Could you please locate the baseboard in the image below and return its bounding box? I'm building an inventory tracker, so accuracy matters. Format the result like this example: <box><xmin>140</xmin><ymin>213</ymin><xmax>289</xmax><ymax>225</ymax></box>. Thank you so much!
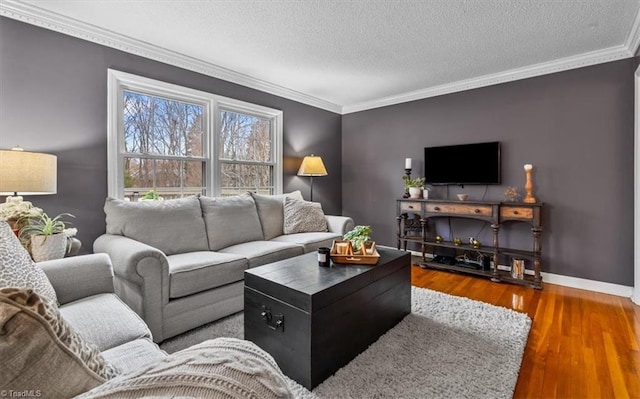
<box><xmin>407</xmin><ymin>250</ymin><xmax>634</xmax><ymax>298</ymax></box>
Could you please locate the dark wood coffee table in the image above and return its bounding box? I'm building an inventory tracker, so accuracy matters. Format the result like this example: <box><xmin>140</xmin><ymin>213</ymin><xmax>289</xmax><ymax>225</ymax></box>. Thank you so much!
<box><xmin>244</xmin><ymin>247</ymin><xmax>411</xmax><ymax>390</ymax></box>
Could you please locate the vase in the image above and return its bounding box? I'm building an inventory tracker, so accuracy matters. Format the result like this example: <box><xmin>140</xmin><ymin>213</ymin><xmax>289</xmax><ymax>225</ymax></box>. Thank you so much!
<box><xmin>423</xmin><ymin>189</ymin><xmax>429</xmax><ymax>200</ymax></box>
<box><xmin>30</xmin><ymin>234</ymin><xmax>68</xmax><ymax>262</ymax></box>
<box><xmin>409</xmin><ymin>187</ymin><xmax>422</xmax><ymax>199</ymax></box>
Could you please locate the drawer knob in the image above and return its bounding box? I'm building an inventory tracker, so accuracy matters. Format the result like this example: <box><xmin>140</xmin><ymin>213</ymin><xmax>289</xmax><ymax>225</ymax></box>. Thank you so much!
<box><xmin>513</xmin><ymin>210</ymin><xmax>519</xmax><ymax>215</ymax></box>
<box><xmin>474</xmin><ymin>209</ymin><xmax>480</xmax><ymax>213</ymax></box>
<box><xmin>408</xmin><ymin>205</ymin><xmax>414</xmax><ymax>209</ymax></box>
<box><xmin>434</xmin><ymin>206</ymin><xmax>440</xmax><ymax>211</ymax></box>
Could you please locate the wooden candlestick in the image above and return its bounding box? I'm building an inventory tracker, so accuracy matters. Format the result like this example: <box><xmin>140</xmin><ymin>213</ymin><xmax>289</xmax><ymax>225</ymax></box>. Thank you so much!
<box><xmin>403</xmin><ymin>168</ymin><xmax>412</xmax><ymax>198</ymax></box>
<box><xmin>523</xmin><ymin>164</ymin><xmax>536</xmax><ymax>203</ymax></box>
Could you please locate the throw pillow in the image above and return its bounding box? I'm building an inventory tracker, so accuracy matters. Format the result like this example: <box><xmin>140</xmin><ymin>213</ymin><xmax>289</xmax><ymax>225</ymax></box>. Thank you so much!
<box><xmin>251</xmin><ymin>190</ymin><xmax>304</xmax><ymax>240</ymax></box>
<box><xmin>104</xmin><ymin>196</ymin><xmax>209</xmax><ymax>255</ymax></box>
<box><xmin>0</xmin><ymin>221</ymin><xmax>58</xmax><ymax>305</ymax></box>
<box><xmin>0</xmin><ymin>287</ymin><xmax>119</xmax><ymax>397</ymax></box>
<box><xmin>199</xmin><ymin>193</ymin><xmax>264</xmax><ymax>251</ymax></box>
<box><xmin>283</xmin><ymin>197</ymin><xmax>328</xmax><ymax>234</ymax></box>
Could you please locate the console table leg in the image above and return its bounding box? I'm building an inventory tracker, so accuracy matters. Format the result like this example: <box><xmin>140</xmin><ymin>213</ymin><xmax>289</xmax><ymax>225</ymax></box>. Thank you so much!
<box><xmin>491</xmin><ymin>223</ymin><xmax>500</xmax><ymax>282</ymax></box>
<box><xmin>396</xmin><ymin>216</ymin><xmax>402</xmax><ymax>250</ymax></box>
<box><xmin>532</xmin><ymin>227</ymin><xmax>543</xmax><ymax>289</ymax></box>
<box><xmin>420</xmin><ymin>218</ymin><xmax>427</xmax><ymax>261</ymax></box>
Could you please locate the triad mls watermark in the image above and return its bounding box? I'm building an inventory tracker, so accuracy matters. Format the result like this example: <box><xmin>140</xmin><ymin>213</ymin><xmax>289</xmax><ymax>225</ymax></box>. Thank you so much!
<box><xmin>0</xmin><ymin>390</ymin><xmax>42</xmax><ymax>397</ymax></box>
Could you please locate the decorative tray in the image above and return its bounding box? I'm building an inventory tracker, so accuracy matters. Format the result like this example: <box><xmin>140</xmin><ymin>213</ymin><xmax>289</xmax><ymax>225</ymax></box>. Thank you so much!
<box><xmin>330</xmin><ymin>240</ymin><xmax>380</xmax><ymax>265</ymax></box>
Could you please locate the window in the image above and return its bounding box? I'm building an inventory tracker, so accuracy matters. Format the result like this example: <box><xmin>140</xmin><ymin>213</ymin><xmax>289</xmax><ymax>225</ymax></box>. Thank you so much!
<box><xmin>108</xmin><ymin>70</ymin><xmax>283</xmax><ymax>200</ymax></box>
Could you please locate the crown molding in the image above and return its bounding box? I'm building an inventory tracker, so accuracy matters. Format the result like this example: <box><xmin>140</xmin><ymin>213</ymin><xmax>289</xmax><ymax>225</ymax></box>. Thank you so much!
<box><xmin>625</xmin><ymin>3</ymin><xmax>640</xmax><ymax>56</ymax></box>
<box><xmin>342</xmin><ymin>44</ymin><xmax>634</xmax><ymax>114</ymax></box>
<box><xmin>2</xmin><ymin>0</ymin><xmax>639</xmax><ymax>115</ymax></box>
<box><xmin>0</xmin><ymin>0</ymin><xmax>343</xmax><ymax>114</ymax></box>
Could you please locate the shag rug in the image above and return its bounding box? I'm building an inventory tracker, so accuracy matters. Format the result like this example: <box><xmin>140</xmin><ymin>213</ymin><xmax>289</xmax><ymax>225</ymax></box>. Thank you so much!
<box><xmin>160</xmin><ymin>287</ymin><xmax>532</xmax><ymax>399</ymax></box>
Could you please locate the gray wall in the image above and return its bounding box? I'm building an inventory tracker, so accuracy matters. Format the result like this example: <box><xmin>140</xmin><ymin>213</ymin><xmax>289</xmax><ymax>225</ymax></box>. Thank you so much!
<box><xmin>342</xmin><ymin>59</ymin><xmax>636</xmax><ymax>286</ymax></box>
<box><xmin>0</xmin><ymin>17</ymin><xmax>342</xmax><ymax>252</ymax></box>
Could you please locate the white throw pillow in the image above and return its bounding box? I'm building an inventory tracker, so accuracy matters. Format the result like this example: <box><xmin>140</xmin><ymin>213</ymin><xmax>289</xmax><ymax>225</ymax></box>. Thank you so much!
<box><xmin>0</xmin><ymin>221</ymin><xmax>58</xmax><ymax>306</ymax></box>
<box><xmin>283</xmin><ymin>198</ymin><xmax>328</xmax><ymax>234</ymax></box>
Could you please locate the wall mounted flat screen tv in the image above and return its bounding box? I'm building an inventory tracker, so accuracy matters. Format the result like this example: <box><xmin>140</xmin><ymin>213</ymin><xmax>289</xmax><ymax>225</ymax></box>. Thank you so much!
<box><xmin>424</xmin><ymin>141</ymin><xmax>501</xmax><ymax>185</ymax></box>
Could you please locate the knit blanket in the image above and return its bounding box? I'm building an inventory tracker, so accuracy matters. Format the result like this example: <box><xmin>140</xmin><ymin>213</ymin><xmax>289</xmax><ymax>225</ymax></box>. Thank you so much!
<box><xmin>78</xmin><ymin>338</ymin><xmax>293</xmax><ymax>398</ymax></box>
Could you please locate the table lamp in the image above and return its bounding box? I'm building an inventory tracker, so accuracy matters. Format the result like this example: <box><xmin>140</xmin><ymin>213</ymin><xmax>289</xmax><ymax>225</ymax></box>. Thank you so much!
<box><xmin>297</xmin><ymin>154</ymin><xmax>328</xmax><ymax>201</ymax></box>
<box><xmin>0</xmin><ymin>146</ymin><xmax>57</xmax><ymax>226</ymax></box>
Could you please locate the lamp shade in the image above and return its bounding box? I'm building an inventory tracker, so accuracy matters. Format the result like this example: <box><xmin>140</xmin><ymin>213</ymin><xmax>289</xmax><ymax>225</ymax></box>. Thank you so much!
<box><xmin>297</xmin><ymin>155</ymin><xmax>328</xmax><ymax>176</ymax></box>
<box><xmin>0</xmin><ymin>148</ymin><xmax>57</xmax><ymax>195</ymax></box>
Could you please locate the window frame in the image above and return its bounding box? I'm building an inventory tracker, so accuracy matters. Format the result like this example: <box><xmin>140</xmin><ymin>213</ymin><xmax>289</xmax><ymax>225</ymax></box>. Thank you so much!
<box><xmin>107</xmin><ymin>69</ymin><xmax>283</xmax><ymax>198</ymax></box>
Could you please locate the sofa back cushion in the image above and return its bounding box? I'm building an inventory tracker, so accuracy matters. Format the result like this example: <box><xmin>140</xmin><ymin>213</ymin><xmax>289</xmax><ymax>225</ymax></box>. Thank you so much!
<box><xmin>104</xmin><ymin>197</ymin><xmax>209</xmax><ymax>255</ymax></box>
<box><xmin>0</xmin><ymin>221</ymin><xmax>58</xmax><ymax>306</ymax></box>
<box><xmin>251</xmin><ymin>190</ymin><xmax>303</xmax><ymax>240</ymax></box>
<box><xmin>0</xmin><ymin>287</ymin><xmax>119</xmax><ymax>397</ymax></box>
<box><xmin>199</xmin><ymin>194</ymin><xmax>264</xmax><ymax>251</ymax></box>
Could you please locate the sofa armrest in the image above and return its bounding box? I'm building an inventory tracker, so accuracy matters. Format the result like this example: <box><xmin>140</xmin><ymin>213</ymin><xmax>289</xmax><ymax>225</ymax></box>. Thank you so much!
<box><xmin>93</xmin><ymin>234</ymin><xmax>170</xmax><ymax>341</ymax></box>
<box><xmin>38</xmin><ymin>254</ymin><xmax>114</xmax><ymax>306</ymax></box>
<box><xmin>325</xmin><ymin>215</ymin><xmax>355</xmax><ymax>235</ymax></box>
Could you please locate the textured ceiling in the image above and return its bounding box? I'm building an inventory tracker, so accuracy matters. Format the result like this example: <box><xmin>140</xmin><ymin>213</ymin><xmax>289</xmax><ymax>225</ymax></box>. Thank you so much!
<box><xmin>5</xmin><ymin>0</ymin><xmax>640</xmax><ymax>113</ymax></box>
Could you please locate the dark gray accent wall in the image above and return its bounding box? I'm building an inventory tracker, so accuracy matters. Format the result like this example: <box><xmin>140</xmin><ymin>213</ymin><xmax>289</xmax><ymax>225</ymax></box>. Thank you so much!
<box><xmin>342</xmin><ymin>59</ymin><xmax>635</xmax><ymax>286</ymax></box>
<box><xmin>0</xmin><ymin>17</ymin><xmax>341</xmax><ymax>252</ymax></box>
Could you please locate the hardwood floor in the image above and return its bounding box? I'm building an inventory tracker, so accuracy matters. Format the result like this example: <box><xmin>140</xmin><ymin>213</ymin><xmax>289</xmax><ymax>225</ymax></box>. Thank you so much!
<box><xmin>411</xmin><ymin>265</ymin><xmax>640</xmax><ymax>399</ymax></box>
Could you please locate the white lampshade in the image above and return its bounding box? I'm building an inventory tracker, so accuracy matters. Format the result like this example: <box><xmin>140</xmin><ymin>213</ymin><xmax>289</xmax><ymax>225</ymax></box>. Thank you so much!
<box><xmin>297</xmin><ymin>155</ymin><xmax>328</xmax><ymax>176</ymax></box>
<box><xmin>0</xmin><ymin>147</ymin><xmax>57</xmax><ymax>195</ymax></box>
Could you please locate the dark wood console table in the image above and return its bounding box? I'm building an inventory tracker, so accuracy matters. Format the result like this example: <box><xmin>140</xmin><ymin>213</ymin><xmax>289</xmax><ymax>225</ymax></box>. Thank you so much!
<box><xmin>396</xmin><ymin>198</ymin><xmax>543</xmax><ymax>289</ymax></box>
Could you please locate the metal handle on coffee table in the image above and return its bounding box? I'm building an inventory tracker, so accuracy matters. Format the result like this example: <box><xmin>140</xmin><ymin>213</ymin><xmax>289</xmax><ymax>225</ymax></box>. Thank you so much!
<box><xmin>261</xmin><ymin>305</ymin><xmax>284</xmax><ymax>331</ymax></box>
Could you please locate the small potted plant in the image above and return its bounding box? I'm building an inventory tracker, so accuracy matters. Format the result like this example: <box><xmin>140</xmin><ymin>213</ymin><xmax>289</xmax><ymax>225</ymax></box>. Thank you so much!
<box><xmin>343</xmin><ymin>225</ymin><xmax>372</xmax><ymax>254</ymax></box>
<box><xmin>16</xmin><ymin>212</ymin><xmax>75</xmax><ymax>262</ymax></box>
<box><xmin>402</xmin><ymin>175</ymin><xmax>426</xmax><ymax>199</ymax></box>
<box><xmin>140</xmin><ymin>190</ymin><xmax>164</xmax><ymax>201</ymax></box>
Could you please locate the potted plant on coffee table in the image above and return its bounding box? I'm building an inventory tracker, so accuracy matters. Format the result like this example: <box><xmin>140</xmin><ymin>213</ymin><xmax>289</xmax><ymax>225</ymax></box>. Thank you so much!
<box><xmin>16</xmin><ymin>212</ymin><xmax>75</xmax><ymax>262</ymax></box>
<box><xmin>343</xmin><ymin>225</ymin><xmax>372</xmax><ymax>254</ymax></box>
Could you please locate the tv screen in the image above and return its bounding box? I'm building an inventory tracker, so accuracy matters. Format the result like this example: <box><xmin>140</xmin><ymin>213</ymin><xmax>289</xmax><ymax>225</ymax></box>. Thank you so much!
<box><xmin>424</xmin><ymin>142</ymin><xmax>501</xmax><ymax>185</ymax></box>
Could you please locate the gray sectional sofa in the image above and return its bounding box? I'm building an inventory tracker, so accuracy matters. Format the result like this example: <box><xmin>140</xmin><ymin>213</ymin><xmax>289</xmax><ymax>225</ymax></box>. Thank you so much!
<box><xmin>94</xmin><ymin>191</ymin><xmax>354</xmax><ymax>342</ymax></box>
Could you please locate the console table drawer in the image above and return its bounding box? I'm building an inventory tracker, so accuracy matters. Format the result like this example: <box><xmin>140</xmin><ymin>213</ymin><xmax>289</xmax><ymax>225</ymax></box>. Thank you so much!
<box><xmin>400</xmin><ymin>201</ymin><xmax>423</xmax><ymax>212</ymax></box>
<box><xmin>425</xmin><ymin>204</ymin><xmax>492</xmax><ymax>216</ymax></box>
<box><xmin>500</xmin><ymin>206</ymin><xmax>533</xmax><ymax>220</ymax></box>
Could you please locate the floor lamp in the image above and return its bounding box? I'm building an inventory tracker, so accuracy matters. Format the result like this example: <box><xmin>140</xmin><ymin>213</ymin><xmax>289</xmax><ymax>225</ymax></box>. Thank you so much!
<box><xmin>297</xmin><ymin>154</ymin><xmax>328</xmax><ymax>201</ymax></box>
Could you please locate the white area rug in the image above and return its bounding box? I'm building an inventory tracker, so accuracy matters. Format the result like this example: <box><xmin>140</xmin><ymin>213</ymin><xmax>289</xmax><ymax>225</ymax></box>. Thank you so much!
<box><xmin>161</xmin><ymin>287</ymin><xmax>532</xmax><ymax>399</ymax></box>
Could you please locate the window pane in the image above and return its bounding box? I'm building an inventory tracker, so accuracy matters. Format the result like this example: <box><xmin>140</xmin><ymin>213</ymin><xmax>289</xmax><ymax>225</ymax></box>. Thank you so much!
<box><xmin>124</xmin><ymin>157</ymin><xmax>154</xmax><ymax>189</ymax></box>
<box><xmin>220</xmin><ymin>162</ymin><xmax>273</xmax><ymax>196</ymax></box>
<box><xmin>219</xmin><ymin>110</ymin><xmax>271</xmax><ymax>162</ymax></box>
<box><xmin>123</xmin><ymin>91</ymin><xmax>204</xmax><ymax>157</ymax></box>
<box><xmin>124</xmin><ymin>157</ymin><xmax>205</xmax><ymax>200</ymax></box>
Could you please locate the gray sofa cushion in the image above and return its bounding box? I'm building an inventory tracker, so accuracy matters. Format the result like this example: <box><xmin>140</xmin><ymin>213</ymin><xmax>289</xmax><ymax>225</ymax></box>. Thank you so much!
<box><xmin>167</xmin><ymin>251</ymin><xmax>248</xmax><ymax>299</ymax></box>
<box><xmin>199</xmin><ymin>194</ymin><xmax>264</xmax><ymax>251</ymax></box>
<box><xmin>251</xmin><ymin>190</ymin><xmax>303</xmax><ymax>240</ymax></box>
<box><xmin>271</xmin><ymin>232</ymin><xmax>341</xmax><ymax>253</ymax></box>
<box><xmin>219</xmin><ymin>241</ymin><xmax>304</xmax><ymax>268</ymax></box>
<box><xmin>101</xmin><ymin>338</ymin><xmax>167</xmax><ymax>376</ymax></box>
<box><xmin>60</xmin><ymin>293</ymin><xmax>151</xmax><ymax>352</ymax></box>
<box><xmin>104</xmin><ymin>197</ymin><xmax>209</xmax><ymax>256</ymax></box>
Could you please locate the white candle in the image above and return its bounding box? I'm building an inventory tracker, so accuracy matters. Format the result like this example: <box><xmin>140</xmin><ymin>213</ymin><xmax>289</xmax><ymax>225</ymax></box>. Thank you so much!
<box><xmin>405</xmin><ymin>158</ymin><xmax>412</xmax><ymax>169</ymax></box>
<box><xmin>524</xmin><ymin>164</ymin><xmax>533</xmax><ymax>171</ymax></box>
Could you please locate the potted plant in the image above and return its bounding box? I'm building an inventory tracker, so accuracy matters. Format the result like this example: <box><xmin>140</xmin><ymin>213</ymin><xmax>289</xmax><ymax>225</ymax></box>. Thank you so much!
<box><xmin>403</xmin><ymin>175</ymin><xmax>425</xmax><ymax>199</ymax></box>
<box><xmin>140</xmin><ymin>190</ymin><xmax>164</xmax><ymax>201</ymax></box>
<box><xmin>343</xmin><ymin>225</ymin><xmax>372</xmax><ymax>254</ymax></box>
<box><xmin>16</xmin><ymin>212</ymin><xmax>75</xmax><ymax>262</ymax></box>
